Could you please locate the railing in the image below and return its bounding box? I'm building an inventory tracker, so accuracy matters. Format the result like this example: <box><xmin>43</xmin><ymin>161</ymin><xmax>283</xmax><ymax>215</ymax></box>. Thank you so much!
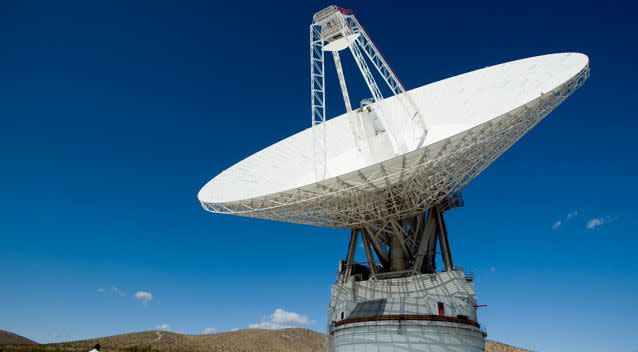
<box><xmin>332</xmin><ymin>314</ymin><xmax>482</xmax><ymax>329</ymax></box>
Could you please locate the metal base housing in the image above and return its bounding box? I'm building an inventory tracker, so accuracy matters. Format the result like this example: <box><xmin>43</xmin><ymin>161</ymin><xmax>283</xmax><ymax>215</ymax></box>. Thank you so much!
<box><xmin>332</xmin><ymin>321</ymin><xmax>485</xmax><ymax>352</ymax></box>
<box><xmin>327</xmin><ymin>270</ymin><xmax>485</xmax><ymax>352</ymax></box>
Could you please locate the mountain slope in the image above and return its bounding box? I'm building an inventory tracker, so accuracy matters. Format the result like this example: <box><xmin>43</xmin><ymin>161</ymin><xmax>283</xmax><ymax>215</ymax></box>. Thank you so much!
<box><xmin>0</xmin><ymin>330</ymin><xmax>37</xmax><ymax>346</ymax></box>
<box><xmin>485</xmin><ymin>340</ymin><xmax>530</xmax><ymax>352</ymax></box>
<box><xmin>50</xmin><ymin>329</ymin><xmax>323</xmax><ymax>352</ymax></box>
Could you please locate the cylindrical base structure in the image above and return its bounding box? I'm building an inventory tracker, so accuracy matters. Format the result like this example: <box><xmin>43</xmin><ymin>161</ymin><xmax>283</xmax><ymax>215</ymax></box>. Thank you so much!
<box><xmin>332</xmin><ymin>321</ymin><xmax>484</xmax><ymax>352</ymax></box>
<box><xmin>327</xmin><ymin>270</ymin><xmax>485</xmax><ymax>352</ymax></box>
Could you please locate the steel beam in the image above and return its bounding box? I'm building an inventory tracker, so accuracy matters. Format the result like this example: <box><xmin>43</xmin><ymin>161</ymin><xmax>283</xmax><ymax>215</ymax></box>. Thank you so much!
<box><xmin>344</xmin><ymin>229</ymin><xmax>359</xmax><ymax>279</ymax></box>
<box><xmin>361</xmin><ymin>230</ymin><xmax>378</xmax><ymax>274</ymax></box>
<box><xmin>310</xmin><ymin>23</ymin><xmax>326</xmax><ymax>180</ymax></box>
<box><xmin>389</xmin><ymin>223</ymin><xmax>407</xmax><ymax>271</ymax></box>
<box><xmin>436</xmin><ymin>208</ymin><xmax>454</xmax><ymax>271</ymax></box>
<box><xmin>413</xmin><ymin>209</ymin><xmax>437</xmax><ymax>274</ymax></box>
<box><xmin>363</xmin><ymin>226</ymin><xmax>389</xmax><ymax>266</ymax></box>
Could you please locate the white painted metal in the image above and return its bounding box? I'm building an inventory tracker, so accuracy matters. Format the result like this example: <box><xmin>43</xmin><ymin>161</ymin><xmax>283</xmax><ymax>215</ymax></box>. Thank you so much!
<box><xmin>332</xmin><ymin>50</ymin><xmax>364</xmax><ymax>152</ymax></box>
<box><xmin>332</xmin><ymin>322</ymin><xmax>485</xmax><ymax>352</ymax></box>
<box><xmin>346</xmin><ymin>15</ymin><xmax>429</xmax><ymax>148</ymax></box>
<box><xmin>327</xmin><ymin>270</ymin><xmax>485</xmax><ymax>352</ymax></box>
<box><xmin>198</xmin><ymin>53</ymin><xmax>590</xmax><ymax>228</ymax></box>
<box><xmin>332</xmin><ymin>51</ymin><xmax>352</xmax><ymax>115</ymax></box>
<box><xmin>310</xmin><ymin>22</ymin><xmax>327</xmax><ymax>180</ymax></box>
<box><xmin>310</xmin><ymin>5</ymin><xmax>427</xmax><ymax>169</ymax></box>
<box><xmin>324</xmin><ymin>33</ymin><xmax>360</xmax><ymax>52</ymax></box>
<box><xmin>346</xmin><ymin>32</ymin><xmax>405</xmax><ymax>154</ymax></box>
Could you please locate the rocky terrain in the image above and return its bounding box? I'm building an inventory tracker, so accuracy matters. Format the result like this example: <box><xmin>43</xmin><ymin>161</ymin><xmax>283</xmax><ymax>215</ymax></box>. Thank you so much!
<box><xmin>0</xmin><ymin>328</ymin><xmax>529</xmax><ymax>352</ymax></box>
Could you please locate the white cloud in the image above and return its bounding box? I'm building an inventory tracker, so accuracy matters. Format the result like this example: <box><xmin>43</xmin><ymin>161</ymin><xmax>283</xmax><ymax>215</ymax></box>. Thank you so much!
<box><xmin>135</xmin><ymin>291</ymin><xmax>153</xmax><ymax>304</ymax></box>
<box><xmin>155</xmin><ymin>323</ymin><xmax>171</xmax><ymax>331</ymax></box>
<box><xmin>586</xmin><ymin>218</ymin><xmax>604</xmax><ymax>229</ymax></box>
<box><xmin>97</xmin><ymin>288</ymin><xmax>105</xmax><ymax>293</ymax></box>
<box><xmin>203</xmin><ymin>327</ymin><xmax>217</xmax><ymax>334</ymax></box>
<box><xmin>552</xmin><ymin>220</ymin><xmax>562</xmax><ymax>230</ymax></box>
<box><xmin>249</xmin><ymin>308</ymin><xmax>313</xmax><ymax>329</ymax></box>
<box><xmin>586</xmin><ymin>217</ymin><xmax>613</xmax><ymax>230</ymax></box>
<box><xmin>567</xmin><ymin>211</ymin><xmax>579</xmax><ymax>220</ymax></box>
<box><xmin>230</xmin><ymin>328</ymin><xmax>239</xmax><ymax>331</ymax></box>
<box><xmin>489</xmin><ymin>266</ymin><xmax>497</xmax><ymax>273</ymax></box>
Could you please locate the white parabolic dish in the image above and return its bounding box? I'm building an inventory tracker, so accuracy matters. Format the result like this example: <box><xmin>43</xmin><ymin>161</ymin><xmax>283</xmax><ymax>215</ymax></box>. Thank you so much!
<box><xmin>199</xmin><ymin>53</ymin><xmax>590</xmax><ymax>228</ymax></box>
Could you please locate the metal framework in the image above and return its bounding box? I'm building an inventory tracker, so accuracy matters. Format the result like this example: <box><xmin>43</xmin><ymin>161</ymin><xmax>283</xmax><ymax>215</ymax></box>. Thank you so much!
<box><xmin>201</xmin><ymin>64</ymin><xmax>590</xmax><ymax>229</ymax></box>
<box><xmin>346</xmin><ymin>15</ymin><xmax>429</xmax><ymax>146</ymax></box>
<box><xmin>341</xmin><ymin>203</ymin><xmax>459</xmax><ymax>281</ymax></box>
<box><xmin>310</xmin><ymin>6</ymin><xmax>428</xmax><ymax>179</ymax></box>
<box><xmin>332</xmin><ymin>51</ymin><xmax>363</xmax><ymax>151</ymax></box>
<box><xmin>310</xmin><ymin>23</ymin><xmax>327</xmax><ymax>180</ymax></box>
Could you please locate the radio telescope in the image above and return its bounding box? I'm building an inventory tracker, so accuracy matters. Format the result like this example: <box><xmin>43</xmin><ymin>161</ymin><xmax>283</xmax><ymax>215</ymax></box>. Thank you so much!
<box><xmin>198</xmin><ymin>5</ymin><xmax>589</xmax><ymax>352</ymax></box>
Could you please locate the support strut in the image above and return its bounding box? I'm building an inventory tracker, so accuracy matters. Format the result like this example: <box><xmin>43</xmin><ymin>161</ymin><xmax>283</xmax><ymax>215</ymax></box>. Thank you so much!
<box><xmin>310</xmin><ymin>5</ymin><xmax>429</xmax><ymax>179</ymax></box>
<box><xmin>343</xmin><ymin>205</ymin><xmax>456</xmax><ymax>279</ymax></box>
<box><xmin>436</xmin><ymin>209</ymin><xmax>454</xmax><ymax>271</ymax></box>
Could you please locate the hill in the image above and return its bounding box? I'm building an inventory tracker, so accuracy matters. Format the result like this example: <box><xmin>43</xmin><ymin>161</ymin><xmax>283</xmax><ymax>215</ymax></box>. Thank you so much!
<box><xmin>0</xmin><ymin>330</ymin><xmax>37</xmax><ymax>346</ymax></box>
<box><xmin>49</xmin><ymin>329</ymin><xmax>323</xmax><ymax>352</ymax></box>
<box><xmin>2</xmin><ymin>328</ymin><xmax>529</xmax><ymax>352</ymax></box>
<box><xmin>485</xmin><ymin>340</ymin><xmax>530</xmax><ymax>352</ymax></box>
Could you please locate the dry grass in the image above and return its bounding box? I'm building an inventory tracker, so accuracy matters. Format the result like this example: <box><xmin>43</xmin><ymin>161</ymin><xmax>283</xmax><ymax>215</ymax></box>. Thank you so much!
<box><xmin>485</xmin><ymin>340</ymin><xmax>531</xmax><ymax>352</ymax></box>
<box><xmin>2</xmin><ymin>329</ymin><xmax>529</xmax><ymax>352</ymax></box>
<box><xmin>41</xmin><ymin>329</ymin><xmax>322</xmax><ymax>352</ymax></box>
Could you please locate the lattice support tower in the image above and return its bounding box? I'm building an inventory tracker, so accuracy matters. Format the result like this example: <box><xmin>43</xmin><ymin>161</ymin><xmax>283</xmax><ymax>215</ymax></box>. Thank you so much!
<box><xmin>310</xmin><ymin>5</ymin><xmax>429</xmax><ymax>180</ymax></box>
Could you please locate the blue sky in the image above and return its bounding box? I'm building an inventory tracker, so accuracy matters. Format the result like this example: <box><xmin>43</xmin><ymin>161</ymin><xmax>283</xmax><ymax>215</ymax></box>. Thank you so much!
<box><xmin>0</xmin><ymin>1</ymin><xmax>636</xmax><ymax>351</ymax></box>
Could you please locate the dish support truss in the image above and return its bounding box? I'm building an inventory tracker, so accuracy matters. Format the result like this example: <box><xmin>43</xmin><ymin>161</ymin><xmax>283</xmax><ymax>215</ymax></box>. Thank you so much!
<box><xmin>201</xmin><ymin>64</ymin><xmax>590</xmax><ymax>229</ymax></box>
<box><xmin>341</xmin><ymin>203</ymin><xmax>459</xmax><ymax>279</ymax></box>
<box><xmin>311</xmin><ymin>5</ymin><xmax>428</xmax><ymax>180</ymax></box>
